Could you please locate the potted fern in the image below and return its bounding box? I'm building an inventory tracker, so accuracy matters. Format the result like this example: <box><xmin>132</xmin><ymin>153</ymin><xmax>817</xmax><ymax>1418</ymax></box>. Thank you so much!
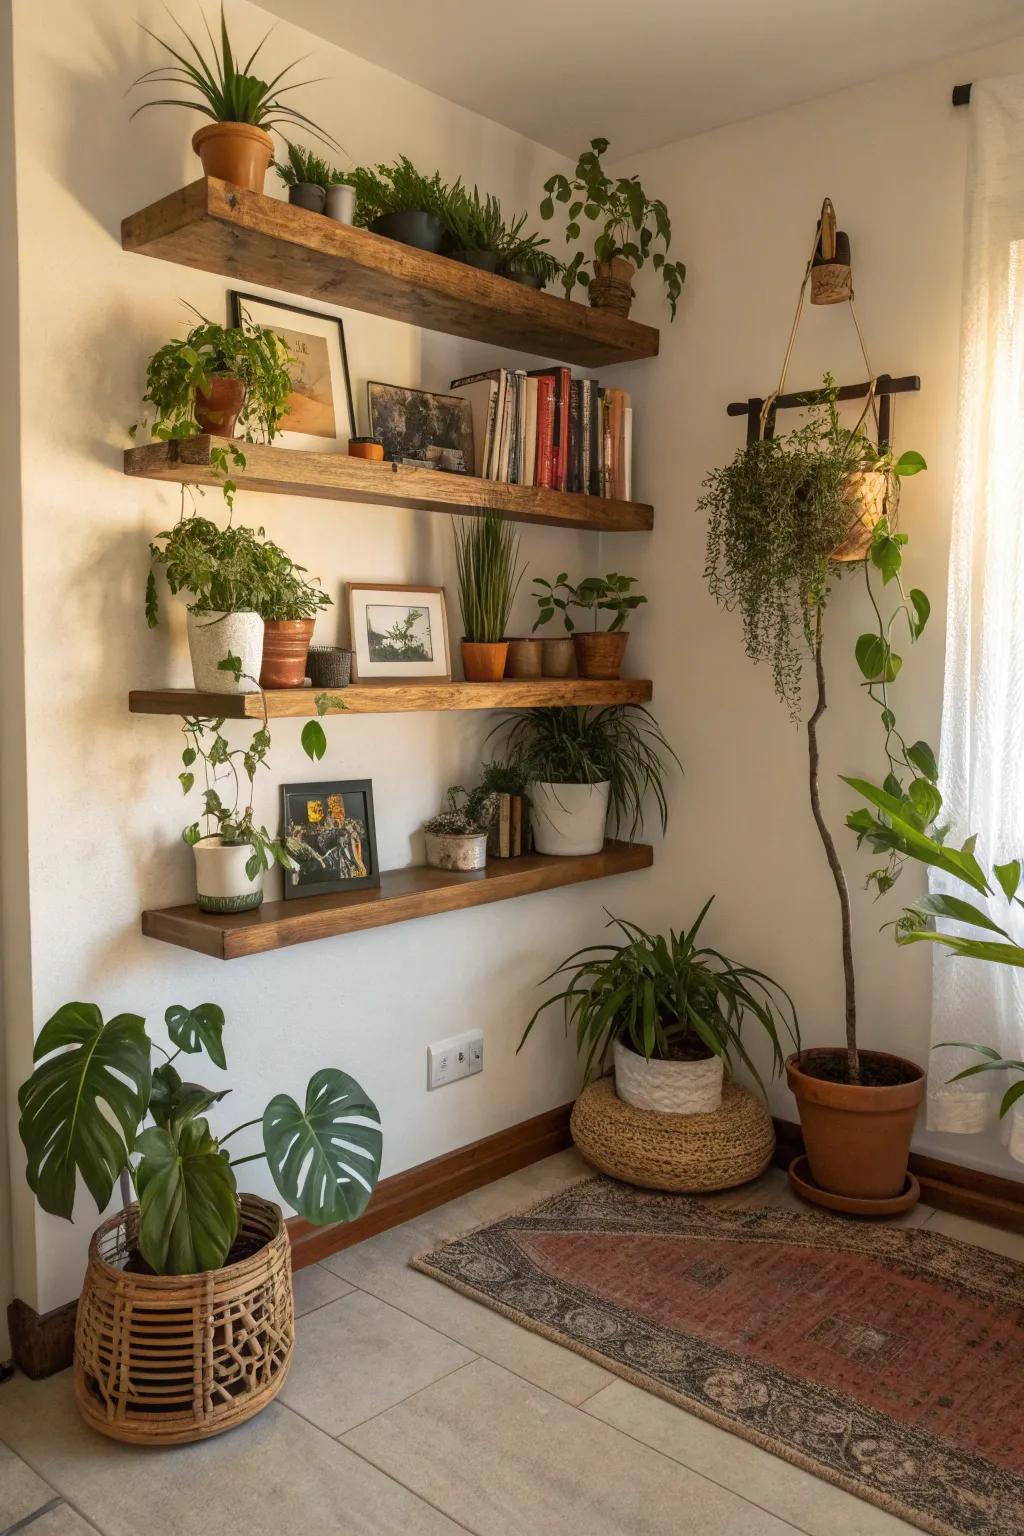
<box><xmin>453</xmin><ymin>510</ymin><xmax>524</xmax><ymax>681</ymax></box>
<box><xmin>349</xmin><ymin>157</ymin><xmax>458</xmax><ymax>252</ymax></box>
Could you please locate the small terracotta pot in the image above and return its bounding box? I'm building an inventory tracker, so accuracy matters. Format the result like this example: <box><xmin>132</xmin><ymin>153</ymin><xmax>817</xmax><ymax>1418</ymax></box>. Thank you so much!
<box><xmin>462</xmin><ymin>640</ymin><xmax>509</xmax><ymax>682</ymax></box>
<box><xmin>192</xmin><ymin>123</ymin><xmax>274</xmax><ymax>193</ymax></box>
<box><xmin>573</xmin><ymin>631</ymin><xmax>628</xmax><ymax>680</ymax></box>
<box><xmin>194</xmin><ymin>375</ymin><xmax>246</xmax><ymax>437</ymax></box>
<box><xmin>589</xmin><ymin>257</ymin><xmax>635</xmax><ymax>317</ymax></box>
<box><xmin>786</xmin><ymin>1049</ymin><xmax>925</xmax><ymax>1203</ymax></box>
<box><xmin>260</xmin><ymin>618</ymin><xmax>315</xmax><ymax>689</ymax></box>
<box><xmin>348</xmin><ymin>437</ymin><xmax>384</xmax><ymax>461</ymax></box>
<box><xmin>505</xmin><ymin>638</ymin><xmax>542</xmax><ymax>679</ymax></box>
<box><xmin>541</xmin><ymin>637</ymin><xmax>575</xmax><ymax>678</ymax></box>
<box><xmin>831</xmin><ymin>469</ymin><xmax>895</xmax><ymax>562</ymax></box>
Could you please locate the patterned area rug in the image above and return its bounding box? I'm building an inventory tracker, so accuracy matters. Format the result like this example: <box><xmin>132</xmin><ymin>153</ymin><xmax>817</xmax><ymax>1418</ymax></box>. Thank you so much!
<box><xmin>412</xmin><ymin>1177</ymin><xmax>1024</xmax><ymax>1536</ymax></box>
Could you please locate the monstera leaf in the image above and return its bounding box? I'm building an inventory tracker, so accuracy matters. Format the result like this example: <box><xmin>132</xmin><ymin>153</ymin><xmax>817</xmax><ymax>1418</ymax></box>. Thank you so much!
<box><xmin>263</xmin><ymin>1069</ymin><xmax>382</xmax><ymax>1225</ymax></box>
<box><xmin>18</xmin><ymin>1003</ymin><xmax>151</xmax><ymax>1219</ymax></box>
<box><xmin>135</xmin><ymin>1117</ymin><xmax>239</xmax><ymax>1274</ymax></box>
<box><xmin>164</xmin><ymin>1003</ymin><xmax>227</xmax><ymax>1069</ymax></box>
<box><xmin>149</xmin><ymin>1062</ymin><xmax>230</xmax><ymax>1130</ymax></box>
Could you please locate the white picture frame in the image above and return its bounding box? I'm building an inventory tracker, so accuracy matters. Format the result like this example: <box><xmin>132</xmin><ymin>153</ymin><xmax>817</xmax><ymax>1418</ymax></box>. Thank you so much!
<box><xmin>229</xmin><ymin>291</ymin><xmax>356</xmax><ymax>452</ymax></box>
<box><xmin>348</xmin><ymin>584</ymin><xmax>451</xmax><ymax>682</ymax></box>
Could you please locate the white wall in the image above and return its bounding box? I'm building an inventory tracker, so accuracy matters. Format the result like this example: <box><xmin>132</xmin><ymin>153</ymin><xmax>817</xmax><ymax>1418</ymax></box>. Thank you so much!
<box><xmin>605</xmin><ymin>36</ymin><xmax>1024</xmax><ymax>1177</ymax></box>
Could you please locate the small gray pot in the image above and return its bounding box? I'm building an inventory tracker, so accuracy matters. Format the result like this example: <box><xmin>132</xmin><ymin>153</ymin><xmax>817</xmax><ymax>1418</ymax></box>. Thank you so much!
<box><xmin>307</xmin><ymin>646</ymin><xmax>352</xmax><ymax>688</ymax></box>
<box><xmin>289</xmin><ymin>182</ymin><xmax>326</xmax><ymax>213</ymax></box>
<box><xmin>324</xmin><ymin>184</ymin><xmax>356</xmax><ymax>223</ymax></box>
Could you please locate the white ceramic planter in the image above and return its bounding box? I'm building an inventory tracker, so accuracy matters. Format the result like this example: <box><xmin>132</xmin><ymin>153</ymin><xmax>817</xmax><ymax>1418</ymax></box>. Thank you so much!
<box><xmin>186</xmin><ymin>610</ymin><xmax>263</xmax><ymax>694</ymax></box>
<box><xmin>530</xmin><ymin>781</ymin><xmax>610</xmax><ymax>856</ymax></box>
<box><xmin>424</xmin><ymin>830</ymin><xmax>488</xmax><ymax>871</ymax></box>
<box><xmin>324</xmin><ymin>184</ymin><xmax>356</xmax><ymax>223</ymax></box>
<box><xmin>613</xmin><ymin>1039</ymin><xmax>724</xmax><ymax>1114</ymax></box>
<box><xmin>193</xmin><ymin>836</ymin><xmax>264</xmax><ymax>913</ymax></box>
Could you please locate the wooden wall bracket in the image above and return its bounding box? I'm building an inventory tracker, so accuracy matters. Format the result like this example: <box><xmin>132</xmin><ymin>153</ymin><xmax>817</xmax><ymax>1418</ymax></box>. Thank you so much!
<box><xmin>726</xmin><ymin>373</ymin><xmax>921</xmax><ymax>450</ymax></box>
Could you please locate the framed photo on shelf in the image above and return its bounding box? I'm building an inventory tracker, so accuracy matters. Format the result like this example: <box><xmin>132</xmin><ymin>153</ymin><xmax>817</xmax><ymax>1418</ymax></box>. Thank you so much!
<box><xmin>348</xmin><ymin>584</ymin><xmax>451</xmax><ymax>682</ymax></box>
<box><xmin>366</xmin><ymin>381</ymin><xmax>473</xmax><ymax>472</ymax></box>
<box><xmin>280</xmin><ymin>779</ymin><xmax>380</xmax><ymax>900</ymax></box>
<box><xmin>228</xmin><ymin>291</ymin><xmax>356</xmax><ymax>452</ymax></box>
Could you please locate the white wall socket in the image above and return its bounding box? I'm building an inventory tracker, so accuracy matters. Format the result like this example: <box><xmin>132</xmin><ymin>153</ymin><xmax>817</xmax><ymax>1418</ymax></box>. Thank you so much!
<box><xmin>428</xmin><ymin>1029</ymin><xmax>483</xmax><ymax>1089</ymax></box>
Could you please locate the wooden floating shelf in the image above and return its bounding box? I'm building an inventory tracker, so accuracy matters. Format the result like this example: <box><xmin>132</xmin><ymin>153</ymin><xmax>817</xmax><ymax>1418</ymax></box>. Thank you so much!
<box><xmin>125</xmin><ymin>437</ymin><xmax>654</xmax><ymax>534</ymax></box>
<box><xmin>121</xmin><ymin>178</ymin><xmax>660</xmax><ymax>368</ymax></box>
<box><xmin>142</xmin><ymin>841</ymin><xmax>653</xmax><ymax>959</ymax></box>
<box><xmin>129</xmin><ymin>678</ymin><xmax>654</xmax><ymax>719</ymax></box>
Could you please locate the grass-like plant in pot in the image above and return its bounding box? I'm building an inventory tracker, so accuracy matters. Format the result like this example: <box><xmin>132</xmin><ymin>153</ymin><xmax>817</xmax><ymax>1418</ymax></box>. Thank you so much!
<box><xmin>491</xmin><ymin>704</ymin><xmax>679</xmax><ymax>857</ymax></box>
<box><xmin>349</xmin><ymin>156</ymin><xmax>459</xmax><ymax>252</ymax></box>
<box><xmin>533</xmin><ymin>572</ymin><xmax>646</xmax><ymax>680</ymax></box>
<box><xmin>423</xmin><ymin>785</ymin><xmax>498</xmax><ymax>872</ymax></box>
<box><xmin>274</xmin><ymin>139</ymin><xmax>352</xmax><ymax>218</ymax></box>
<box><xmin>17</xmin><ymin>998</ymin><xmax>380</xmax><ymax>1442</ymax></box>
<box><xmin>130</xmin><ymin>4</ymin><xmax>338</xmax><ymax>194</ymax></box>
<box><xmin>255</xmin><ymin>537</ymin><xmax>333</xmax><ymax>688</ymax></box>
<box><xmin>520</xmin><ymin>905</ymin><xmax>798</xmax><ymax>1116</ymax></box>
<box><xmin>702</xmin><ymin>380</ymin><xmax>930</xmax><ymax>1210</ymax></box>
<box><xmin>453</xmin><ymin>509</ymin><xmax>524</xmax><ymax>681</ymax></box>
<box><xmin>444</xmin><ymin>185</ymin><xmax>513</xmax><ymax>270</ymax></box>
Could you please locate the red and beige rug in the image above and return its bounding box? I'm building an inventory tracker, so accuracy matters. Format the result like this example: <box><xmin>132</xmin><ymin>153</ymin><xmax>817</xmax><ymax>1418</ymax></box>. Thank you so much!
<box><xmin>412</xmin><ymin>1176</ymin><xmax>1024</xmax><ymax>1536</ymax></box>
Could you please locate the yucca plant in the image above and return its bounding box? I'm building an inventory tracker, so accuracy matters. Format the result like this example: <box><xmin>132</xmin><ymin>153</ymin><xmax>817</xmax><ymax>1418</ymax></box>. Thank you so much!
<box><xmin>274</xmin><ymin>140</ymin><xmax>348</xmax><ymax>188</ymax></box>
<box><xmin>453</xmin><ymin>510</ymin><xmax>524</xmax><ymax>643</ymax></box>
<box><xmin>520</xmin><ymin>906</ymin><xmax>799</xmax><ymax>1083</ymax></box>
<box><xmin>130</xmin><ymin>4</ymin><xmax>338</xmax><ymax>147</ymax></box>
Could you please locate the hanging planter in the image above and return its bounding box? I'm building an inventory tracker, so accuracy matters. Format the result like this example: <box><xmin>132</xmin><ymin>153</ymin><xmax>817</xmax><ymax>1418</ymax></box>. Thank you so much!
<box><xmin>832</xmin><ymin>467</ymin><xmax>895</xmax><ymax>562</ymax></box>
<box><xmin>810</xmin><ymin>202</ymin><xmax>852</xmax><ymax>305</ymax></box>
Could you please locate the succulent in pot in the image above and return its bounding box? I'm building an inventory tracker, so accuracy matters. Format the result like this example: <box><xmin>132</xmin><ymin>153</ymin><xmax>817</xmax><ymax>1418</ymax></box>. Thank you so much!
<box><xmin>349</xmin><ymin>156</ymin><xmax>459</xmax><ymax>252</ymax></box>
<box><xmin>453</xmin><ymin>509</ymin><xmax>524</xmax><ymax>681</ymax></box>
<box><xmin>423</xmin><ymin>785</ymin><xmax>498</xmax><ymax>871</ymax></box>
<box><xmin>533</xmin><ymin>572</ymin><xmax>646</xmax><ymax>680</ymax></box>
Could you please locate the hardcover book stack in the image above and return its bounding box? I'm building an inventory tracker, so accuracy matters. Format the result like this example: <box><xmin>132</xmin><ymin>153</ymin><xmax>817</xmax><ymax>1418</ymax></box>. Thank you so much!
<box><xmin>451</xmin><ymin>367</ymin><xmax>633</xmax><ymax>500</ymax></box>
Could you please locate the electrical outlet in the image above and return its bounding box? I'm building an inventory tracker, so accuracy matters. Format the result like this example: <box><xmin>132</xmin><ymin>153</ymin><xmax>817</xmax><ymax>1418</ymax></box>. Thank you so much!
<box><xmin>428</xmin><ymin>1030</ymin><xmax>483</xmax><ymax>1089</ymax></box>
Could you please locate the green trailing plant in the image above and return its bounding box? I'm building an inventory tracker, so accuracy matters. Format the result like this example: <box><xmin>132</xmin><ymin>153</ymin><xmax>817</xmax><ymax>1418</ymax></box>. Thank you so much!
<box><xmin>540</xmin><ymin>138</ymin><xmax>684</xmax><ymax>316</ymax></box>
<box><xmin>349</xmin><ymin>156</ymin><xmax>458</xmax><ymax>226</ymax></box>
<box><xmin>129</xmin><ymin>4</ymin><xmax>338</xmax><ymax>148</ymax></box>
<box><xmin>146</xmin><ymin>515</ymin><xmax>269</xmax><ymax>625</ymax></box>
<box><xmin>255</xmin><ymin>538</ymin><xmax>333</xmax><ymax>622</ymax></box>
<box><xmin>532</xmin><ymin>572</ymin><xmax>646</xmax><ymax>634</ymax></box>
<box><xmin>490</xmin><ymin>705</ymin><xmax>679</xmax><ymax>839</ymax></box>
<box><xmin>17</xmin><ymin>998</ymin><xmax>381</xmax><ymax>1275</ymax></box>
<box><xmin>423</xmin><ymin>784</ymin><xmax>498</xmax><ymax>837</ymax></box>
<box><xmin>274</xmin><ymin>139</ymin><xmax>348</xmax><ymax>188</ymax></box>
<box><xmin>519</xmin><ymin>905</ymin><xmax>799</xmax><ymax>1085</ymax></box>
<box><xmin>453</xmin><ymin>510</ymin><xmax>524</xmax><ymax>643</ymax></box>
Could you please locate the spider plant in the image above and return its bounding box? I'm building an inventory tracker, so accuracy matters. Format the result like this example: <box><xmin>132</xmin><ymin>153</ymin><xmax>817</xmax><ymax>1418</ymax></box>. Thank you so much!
<box><xmin>490</xmin><ymin>705</ymin><xmax>679</xmax><ymax>838</ymax></box>
<box><xmin>130</xmin><ymin>4</ymin><xmax>338</xmax><ymax>148</ymax></box>
<box><xmin>452</xmin><ymin>510</ymin><xmax>524</xmax><ymax>643</ymax></box>
<box><xmin>520</xmin><ymin>905</ymin><xmax>799</xmax><ymax>1084</ymax></box>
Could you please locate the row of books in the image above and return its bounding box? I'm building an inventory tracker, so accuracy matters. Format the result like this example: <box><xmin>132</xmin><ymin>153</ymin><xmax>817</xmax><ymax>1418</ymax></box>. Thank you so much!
<box><xmin>451</xmin><ymin>366</ymin><xmax>633</xmax><ymax>501</ymax></box>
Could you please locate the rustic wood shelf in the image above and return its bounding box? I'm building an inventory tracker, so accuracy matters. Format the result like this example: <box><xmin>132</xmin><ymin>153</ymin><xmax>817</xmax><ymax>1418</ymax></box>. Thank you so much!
<box><xmin>121</xmin><ymin>178</ymin><xmax>660</xmax><ymax>368</ymax></box>
<box><xmin>129</xmin><ymin>678</ymin><xmax>654</xmax><ymax>719</ymax></box>
<box><xmin>125</xmin><ymin>437</ymin><xmax>654</xmax><ymax>534</ymax></box>
<box><xmin>142</xmin><ymin>840</ymin><xmax>653</xmax><ymax>958</ymax></box>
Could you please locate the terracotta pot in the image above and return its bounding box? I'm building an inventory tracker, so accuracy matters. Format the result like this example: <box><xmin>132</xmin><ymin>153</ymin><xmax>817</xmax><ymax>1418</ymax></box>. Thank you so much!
<box><xmin>505</xmin><ymin>638</ymin><xmax>542</xmax><ymax>679</ymax></box>
<box><xmin>348</xmin><ymin>437</ymin><xmax>384</xmax><ymax>461</ymax></box>
<box><xmin>786</xmin><ymin>1049</ymin><xmax>925</xmax><ymax>1202</ymax></box>
<box><xmin>831</xmin><ymin>469</ymin><xmax>895</xmax><ymax>562</ymax></box>
<box><xmin>573</xmin><ymin>631</ymin><xmax>628</xmax><ymax>680</ymax></box>
<box><xmin>462</xmin><ymin>640</ymin><xmax>509</xmax><ymax>682</ymax></box>
<box><xmin>194</xmin><ymin>375</ymin><xmax>246</xmax><ymax>437</ymax></box>
<box><xmin>192</xmin><ymin>123</ymin><xmax>274</xmax><ymax>193</ymax></box>
<box><xmin>589</xmin><ymin>257</ymin><xmax>635</xmax><ymax>317</ymax></box>
<box><xmin>541</xmin><ymin>637</ymin><xmax>575</xmax><ymax>678</ymax></box>
<box><xmin>260</xmin><ymin>618</ymin><xmax>315</xmax><ymax>689</ymax></box>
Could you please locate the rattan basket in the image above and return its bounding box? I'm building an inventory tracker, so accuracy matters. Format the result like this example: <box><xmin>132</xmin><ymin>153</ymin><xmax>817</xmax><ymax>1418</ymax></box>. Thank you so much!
<box><xmin>74</xmin><ymin>1194</ymin><xmax>293</xmax><ymax>1445</ymax></box>
<box><xmin>306</xmin><ymin>646</ymin><xmax>352</xmax><ymax>688</ymax></box>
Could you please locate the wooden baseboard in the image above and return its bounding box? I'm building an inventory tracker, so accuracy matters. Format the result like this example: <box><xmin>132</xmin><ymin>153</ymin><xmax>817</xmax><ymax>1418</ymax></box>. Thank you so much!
<box><xmin>7</xmin><ymin>1297</ymin><xmax>78</xmax><ymax>1381</ymax></box>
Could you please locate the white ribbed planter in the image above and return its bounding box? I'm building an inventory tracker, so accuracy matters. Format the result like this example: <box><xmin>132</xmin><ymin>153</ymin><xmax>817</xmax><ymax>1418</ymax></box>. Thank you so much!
<box><xmin>530</xmin><ymin>781</ymin><xmax>610</xmax><ymax>856</ymax></box>
<box><xmin>424</xmin><ymin>830</ymin><xmax>488</xmax><ymax>871</ymax></box>
<box><xmin>193</xmin><ymin>836</ymin><xmax>264</xmax><ymax>913</ymax></box>
<box><xmin>324</xmin><ymin>184</ymin><xmax>356</xmax><ymax>223</ymax></box>
<box><xmin>613</xmin><ymin>1039</ymin><xmax>724</xmax><ymax>1114</ymax></box>
<box><xmin>186</xmin><ymin>610</ymin><xmax>263</xmax><ymax>694</ymax></box>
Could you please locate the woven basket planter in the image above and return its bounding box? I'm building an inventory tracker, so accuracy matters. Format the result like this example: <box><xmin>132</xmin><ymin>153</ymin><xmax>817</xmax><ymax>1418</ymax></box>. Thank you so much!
<box><xmin>831</xmin><ymin>468</ymin><xmax>895</xmax><ymax>562</ymax></box>
<box><xmin>571</xmin><ymin>1076</ymin><xmax>775</xmax><ymax>1193</ymax></box>
<box><xmin>74</xmin><ymin>1194</ymin><xmax>293</xmax><ymax>1445</ymax></box>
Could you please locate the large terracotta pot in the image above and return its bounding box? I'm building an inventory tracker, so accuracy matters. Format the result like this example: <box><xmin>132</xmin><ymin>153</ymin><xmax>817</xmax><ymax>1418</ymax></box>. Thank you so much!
<box><xmin>573</xmin><ymin>631</ymin><xmax>628</xmax><ymax>680</ymax></box>
<box><xmin>194</xmin><ymin>375</ymin><xmax>246</xmax><ymax>437</ymax></box>
<box><xmin>192</xmin><ymin>122</ymin><xmax>274</xmax><ymax>193</ymax></box>
<box><xmin>786</xmin><ymin>1048</ymin><xmax>925</xmax><ymax>1201</ymax></box>
<box><xmin>462</xmin><ymin>640</ymin><xmax>509</xmax><ymax>682</ymax></box>
<box><xmin>831</xmin><ymin>469</ymin><xmax>895</xmax><ymax>562</ymax></box>
<box><xmin>260</xmin><ymin>618</ymin><xmax>315</xmax><ymax>689</ymax></box>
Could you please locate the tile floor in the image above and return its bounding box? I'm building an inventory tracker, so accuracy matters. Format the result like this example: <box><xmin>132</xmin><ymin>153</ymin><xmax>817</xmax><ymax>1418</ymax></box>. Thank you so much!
<box><xmin>1</xmin><ymin>1151</ymin><xmax>1020</xmax><ymax>1536</ymax></box>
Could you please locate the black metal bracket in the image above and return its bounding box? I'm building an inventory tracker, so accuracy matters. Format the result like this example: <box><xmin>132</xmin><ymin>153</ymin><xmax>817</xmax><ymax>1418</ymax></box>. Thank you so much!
<box><xmin>726</xmin><ymin>374</ymin><xmax>921</xmax><ymax>451</ymax></box>
<box><xmin>952</xmin><ymin>83</ymin><xmax>972</xmax><ymax>106</ymax></box>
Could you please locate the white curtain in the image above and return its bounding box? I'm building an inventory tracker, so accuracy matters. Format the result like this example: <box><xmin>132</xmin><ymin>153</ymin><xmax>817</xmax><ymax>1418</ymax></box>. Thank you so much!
<box><xmin>928</xmin><ymin>75</ymin><xmax>1024</xmax><ymax>1161</ymax></box>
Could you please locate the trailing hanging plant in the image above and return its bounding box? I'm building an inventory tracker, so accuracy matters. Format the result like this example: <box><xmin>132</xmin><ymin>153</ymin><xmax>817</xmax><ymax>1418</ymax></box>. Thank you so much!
<box><xmin>453</xmin><ymin>510</ymin><xmax>524</xmax><ymax>643</ymax></box>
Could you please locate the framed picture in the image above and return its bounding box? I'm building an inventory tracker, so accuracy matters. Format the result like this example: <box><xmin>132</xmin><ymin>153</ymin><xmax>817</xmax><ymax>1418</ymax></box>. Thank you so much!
<box><xmin>367</xmin><ymin>381</ymin><xmax>473</xmax><ymax>472</ymax></box>
<box><xmin>348</xmin><ymin>584</ymin><xmax>451</xmax><ymax>682</ymax></box>
<box><xmin>229</xmin><ymin>291</ymin><xmax>356</xmax><ymax>451</ymax></box>
<box><xmin>281</xmin><ymin>779</ymin><xmax>380</xmax><ymax>899</ymax></box>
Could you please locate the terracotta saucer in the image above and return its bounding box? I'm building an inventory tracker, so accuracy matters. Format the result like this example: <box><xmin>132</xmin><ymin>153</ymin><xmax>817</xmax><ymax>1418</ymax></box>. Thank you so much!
<box><xmin>788</xmin><ymin>1154</ymin><xmax>921</xmax><ymax>1217</ymax></box>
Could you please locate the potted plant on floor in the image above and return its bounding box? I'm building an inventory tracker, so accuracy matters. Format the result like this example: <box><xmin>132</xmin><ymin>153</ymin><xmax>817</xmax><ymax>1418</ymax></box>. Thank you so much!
<box><xmin>540</xmin><ymin>138</ymin><xmax>684</xmax><ymax>319</ymax></box>
<box><xmin>130</xmin><ymin>6</ymin><xmax>339</xmax><ymax>194</ymax></box>
<box><xmin>491</xmin><ymin>704</ymin><xmax>679</xmax><ymax>856</ymax></box>
<box><xmin>17</xmin><ymin>998</ymin><xmax>381</xmax><ymax>1443</ymax></box>
<box><xmin>703</xmin><ymin>380</ymin><xmax>930</xmax><ymax>1210</ymax></box>
<box><xmin>423</xmin><ymin>785</ymin><xmax>498</xmax><ymax>871</ymax></box>
<box><xmin>453</xmin><ymin>509</ymin><xmax>524</xmax><ymax>682</ymax></box>
<box><xmin>256</xmin><ymin>538</ymin><xmax>333</xmax><ymax>688</ymax></box>
<box><xmin>534</xmin><ymin>573</ymin><xmax>646</xmax><ymax>680</ymax></box>
<box><xmin>349</xmin><ymin>156</ymin><xmax>459</xmax><ymax>252</ymax></box>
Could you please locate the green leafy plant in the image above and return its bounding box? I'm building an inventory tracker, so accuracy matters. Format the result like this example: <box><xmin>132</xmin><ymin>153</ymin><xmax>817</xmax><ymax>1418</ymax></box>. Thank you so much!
<box><xmin>274</xmin><ymin>139</ymin><xmax>349</xmax><ymax>188</ymax></box>
<box><xmin>349</xmin><ymin>156</ymin><xmax>458</xmax><ymax>226</ymax></box>
<box><xmin>255</xmin><ymin>538</ymin><xmax>333</xmax><ymax>622</ymax></box>
<box><xmin>445</xmin><ymin>185</ymin><xmax>511</xmax><ymax>252</ymax></box>
<box><xmin>519</xmin><ymin>905</ymin><xmax>799</xmax><ymax>1084</ymax></box>
<box><xmin>532</xmin><ymin>573</ymin><xmax>646</xmax><ymax>635</ymax></box>
<box><xmin>499</xmin><ymin>236</ymin><xmax>561</xmax><ymax>286</ymax></box>
<box><xmin>423</xmin><ymin>784</ymin><xmax>498</xmax><ymax>837</ymax></box>
<box><xmin>540</xmin><ymin>138</ymin><xmax>684</xmax><ymax>316</ymax></box>
<box><xmin>490</xmin><ymin>705</ymin><xmax>679</xmax><ymax>839</ymax></box>
<box><xmin>478</xmin><ymin>759</ymin><xmax>529</xmax><ymax>796</ymax></box>
<box><xmin>130</xmin><ymin>4</ymin><xmax>338</xmax><ymax>148</ymax></box>
<box><xmin>453</xmin><ymin>510</ymin><xmax>524</xmax><ymax>643</ymax></box>
<box><xmin>17</xmin><ymin>1000</ymin><xmax>381</xmax><ymax>1275</ymax></box>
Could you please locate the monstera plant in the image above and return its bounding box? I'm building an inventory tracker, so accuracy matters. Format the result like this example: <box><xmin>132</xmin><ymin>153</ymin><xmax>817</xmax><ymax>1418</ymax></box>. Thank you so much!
<box><xmin>18</xmin><ymin>999</ymin><xmax>382</xmax><ymax>1275</ymax></box>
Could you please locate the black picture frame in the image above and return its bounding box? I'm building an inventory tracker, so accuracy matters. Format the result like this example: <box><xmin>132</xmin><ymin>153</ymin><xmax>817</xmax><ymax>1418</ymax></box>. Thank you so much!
<box><xmin>228</xmin><ymin>290</ymin><xmax>357</xmax><ymax>447</ymax></box>
<box><xmin>280</xmin><ymin>779</ymin><xmax>380</xmax><ymax>899</ymax></box>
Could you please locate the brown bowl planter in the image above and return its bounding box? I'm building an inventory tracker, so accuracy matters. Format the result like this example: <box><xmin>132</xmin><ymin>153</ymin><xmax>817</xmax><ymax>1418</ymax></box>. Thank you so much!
<box><xmin>505</xmin><ymin>638</ymin><xmax>542</xmax><ymax>679</ymax></box>
<box><xmin>260</xmin><ymin>618</ymin><xmax>315</xmax><ymax>688</ymax></box>
<box><xmin>831</xmin><ymin>469</ymin><xmax>894</xmax><ymax>562</ymax></box>
<box><xmin>541</xmin><ymin>637</ymin><xmax>576</xmax><ymax>678</ymax></box>
<box><xmin>192</xmin><ymin>122</ymin><xmax>274</xmax><ymax>193</ymax></box>
<box><xmin>786</xmin><ymin>1048</ymin><xmax>925</xmax><ymax>1207</ymax></box>
<box><xmin>194</xmin><ymin>375</ymin><xmax>246</xmax><ymax>437</ymax></box>
<box><xmin>589</xmin><ymin>257</ymin><xmax>635</xmax><ymax>317</ymax></box>
<box><xmin>462</xmin><ymin>639</ymin><xmax>509</xmax><ymax>682</ymax></box>
<box><xmin>573</xmin><ymin>631</ymin><xmax>628</xmax><ymax>680</ymax></box>
<box><xmin>75</xmin><ymin>1195</ymin><xmax>293</xmax><ymax>1445</ymax></box>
